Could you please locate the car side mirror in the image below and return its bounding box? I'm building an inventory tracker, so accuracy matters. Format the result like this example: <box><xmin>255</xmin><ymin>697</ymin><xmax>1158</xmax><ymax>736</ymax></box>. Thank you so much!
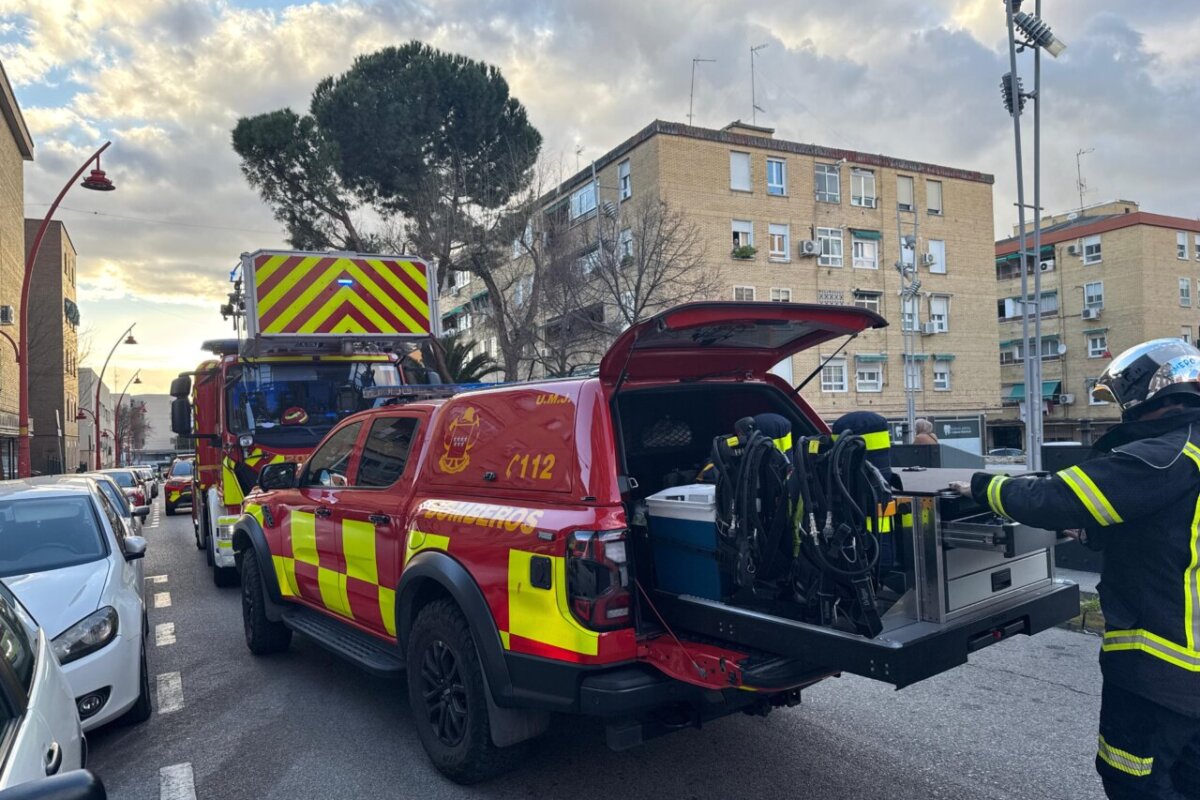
<box><xmin>0</xmin><ymin>771</ymin><xmax>106</xmax><ymax>800</ymax></box>
<box><xmin>259</xmin><ymin>462</ymin><xmax>297</xmax><ymax>491</ymax></box>
<box><xmin>133</xmin><ymin>505</ymin><xmax>150</xmax><ymax>519</ymax></box>
<box><xmin>123</xmin><ymin>536</ymin><xmax>147</xmax><ymax>561</ymax></box>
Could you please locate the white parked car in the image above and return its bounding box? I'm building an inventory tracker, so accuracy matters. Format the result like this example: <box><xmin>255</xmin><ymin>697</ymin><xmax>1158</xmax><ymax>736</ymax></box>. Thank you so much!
<box><xmin>80</xmin><ymin>474</ymin><xmax>148</xmax><ymax>536</ymax></box>
<box><xmin>2</xmin><ymin>479</ymin><xmax>151</xmax><ymax>732</ymax></box>
<box><xmin>0</xmin><ymin>579</ymin><xmax>85</xmax><ymax>789</ymax></box>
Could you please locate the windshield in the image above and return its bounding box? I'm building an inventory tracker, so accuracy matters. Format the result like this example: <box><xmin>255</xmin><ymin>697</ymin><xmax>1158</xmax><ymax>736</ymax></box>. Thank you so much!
<box><xmin>227</xmin><ymin>361</ymin><xmax>401</xmax><ymax>447</ymax></box>
<box><xmin>0</xmin><ymin>497</ymin><xmax>107</xmax><ymax>577</ymax></box>
<box><xmin>169</xmin><ymin>461</ymin><xmax>193</xmax><ymax>478</ymax></box>
<box><xmin>106</xmin><ymin>471</ymin><xmax>136</xmax><ymax>488</ymax></box>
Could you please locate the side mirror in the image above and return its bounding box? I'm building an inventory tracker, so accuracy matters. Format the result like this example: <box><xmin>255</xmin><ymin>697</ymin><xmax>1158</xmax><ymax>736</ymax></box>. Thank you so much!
<box><xmin>133</xmin><ymin>505</ymin><xmax>150</xmax><ymax>519</ymax></box>
<box><xmin>259</xmin><ymin>462</ymin><xmax>297</xmax><ymax>491</ymax></box>
<box><xmin>0</xmin><ymin>771</ymin><xmax>106</xmax><ymax>800</ymax></box>
<box><xmin>170</xmin><ymin>397</ymin><xmax>192</xmax><ymax>437</ymax></box>
<box><xmin>169</xmin><ymin>375</ymin><xmax>192</xmax><ymax>399</ymax></box>
<box><xmin>123</xmin><ymin>536</ymin><xmax>147</xmax><ymax>561</ymax></box>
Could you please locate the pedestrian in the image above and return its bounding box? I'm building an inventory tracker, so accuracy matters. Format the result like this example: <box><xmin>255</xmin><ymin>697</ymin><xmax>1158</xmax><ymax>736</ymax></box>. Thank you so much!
<box><xmin>951</xmin><ymin>339</ymin><xmax>1200</xmax><ymax>799</ymax></box>
<box><xmin>913</xmin><ymin>418</ymin><xmax>939</xmax><ymax>445</ymax></box>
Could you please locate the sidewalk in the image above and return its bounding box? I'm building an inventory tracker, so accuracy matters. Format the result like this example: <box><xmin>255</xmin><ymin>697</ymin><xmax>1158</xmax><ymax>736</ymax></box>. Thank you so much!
<box><xmin>1057</xmin><ymin>567</ymin><xmax>1099</xmax><ymax>596</ymax></box>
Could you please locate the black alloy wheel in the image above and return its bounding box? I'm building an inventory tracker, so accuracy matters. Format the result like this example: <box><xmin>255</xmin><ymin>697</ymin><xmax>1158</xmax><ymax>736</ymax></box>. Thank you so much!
<box><xmin>420</xmin><ymin>639</ymin><xmax>468</xmax><ymax>747</ymax></box>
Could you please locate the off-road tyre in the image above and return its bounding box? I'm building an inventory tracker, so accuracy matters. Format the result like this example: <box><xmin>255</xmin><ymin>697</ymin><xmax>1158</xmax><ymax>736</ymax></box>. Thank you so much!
<box><xmin>406</xmin><ymin>599</ymin><xmax>527</xmax><ymax>784</ymax></box>
<box><xmin>241</xmin><ymin>553</ymin><xmax>291</xmax><ymax>654</ymax></box>
<box><xmin>120</xmin><ymin>645</ymin><xmax>153</xmax><ymax>725</ymax></box>
<box><xmin>164</xmin><ymin>502</ymin><xmax>176</xmax><ymax>516</ymax></box>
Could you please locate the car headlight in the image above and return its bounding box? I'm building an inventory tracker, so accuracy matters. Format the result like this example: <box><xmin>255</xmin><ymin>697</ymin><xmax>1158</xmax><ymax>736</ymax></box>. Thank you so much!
<box><xmin>52</xmin><ymin>607</ymin><xmax>119</xmax><ymax>665</ymax></box>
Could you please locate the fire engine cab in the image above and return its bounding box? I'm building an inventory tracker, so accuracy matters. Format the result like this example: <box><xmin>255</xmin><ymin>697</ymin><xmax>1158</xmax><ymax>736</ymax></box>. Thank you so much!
<box><xmin>231</xmin><ymin>302</ymin><xmax>1080</xmax><ymax>783</ymax></box>
<box><xmin>170</xmin><ymin>249</ymin><xmax>446</xmax><ymax>585</ymax></box>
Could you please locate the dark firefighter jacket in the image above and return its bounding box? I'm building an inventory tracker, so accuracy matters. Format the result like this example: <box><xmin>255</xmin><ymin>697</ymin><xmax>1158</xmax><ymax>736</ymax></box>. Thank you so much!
<box><xmin>969</xmin><ymin>410</ymin><xmax>1200</xmax><ymax>718</ymax></box>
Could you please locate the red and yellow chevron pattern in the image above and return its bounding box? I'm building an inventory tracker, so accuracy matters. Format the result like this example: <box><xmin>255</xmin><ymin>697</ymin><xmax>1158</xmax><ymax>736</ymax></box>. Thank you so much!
<box><xmin>252</xmin><ymin>253</ymin><xmax>431</xmax><ymax>336</ymax></box>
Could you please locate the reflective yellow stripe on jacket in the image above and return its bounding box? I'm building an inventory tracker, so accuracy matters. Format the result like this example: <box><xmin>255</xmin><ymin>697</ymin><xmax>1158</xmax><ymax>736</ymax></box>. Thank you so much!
<box><xmin>985</xmin><ymin>476</ymin><xmax>1010</xmax><ymax>518</ymax></box>
<box><xmin>1056</xmin><ymin>465</ymin><xmax>1123</xmax><ymax>527</ymax></box>
<box><xmin>1182</xmin><ymin>442</ymin><xmax>1200</xmax><ymax>652</ymax></box>
<box><xmin>1097</xmin><ymin>735</ymin><xmax>1154</xmax><ymax>777</ymax></box>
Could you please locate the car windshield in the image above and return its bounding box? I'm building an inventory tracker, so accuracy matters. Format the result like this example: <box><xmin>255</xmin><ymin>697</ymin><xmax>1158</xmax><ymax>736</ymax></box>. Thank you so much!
<box><xmin>106</xmin><ymin>471</ymin><xmax>136</xmax><ymax>488</ymax></box>
<box><xmin>227</xmin><ymin>361</ymin><xmax>400</xmax><ymax>447</ymax></box>
<box><xmin>0</xmin><ymin>496</ymin><xmax>107</xmax><ymax>577</ymax></box>
<box><xmin>169</xmin><ymin>461</ymin><xmax>193</xmax><ymax>478</ymax></box>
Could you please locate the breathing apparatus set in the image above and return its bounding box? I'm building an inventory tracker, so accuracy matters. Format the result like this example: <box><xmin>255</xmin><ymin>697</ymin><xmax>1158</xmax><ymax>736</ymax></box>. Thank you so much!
<box><xmin>710</xmin><ymin>415</ymin><xmax>892</xmax><ymax>637</ymax></box>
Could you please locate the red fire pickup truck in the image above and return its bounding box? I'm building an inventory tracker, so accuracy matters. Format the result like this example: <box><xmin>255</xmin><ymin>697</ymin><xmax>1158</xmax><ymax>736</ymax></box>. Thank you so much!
<box><xmin>232</xmin><ymin>302</ymin><xmax>1079</xmax><ymax>783</ymax></box>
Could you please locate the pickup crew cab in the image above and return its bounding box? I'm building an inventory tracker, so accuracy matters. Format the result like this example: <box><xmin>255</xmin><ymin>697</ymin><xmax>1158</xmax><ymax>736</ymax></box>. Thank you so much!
<box><xmin>233</xmin><ymin>302</ymin><xmax>1079</xmax><ymax>783</ymax></box>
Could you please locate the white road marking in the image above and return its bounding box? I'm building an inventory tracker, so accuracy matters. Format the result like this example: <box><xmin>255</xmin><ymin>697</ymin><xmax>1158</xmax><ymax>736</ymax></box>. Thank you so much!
<box><xmin>157</xmin><ymin>672</ymin><xmax>184</xmax><ymax>714</ymax></box>
<box><xmin>147</xmin><ymin>575</ymin><xmax>168</xmax><ymax>584</ymax></box>
<box><xmin>160</xmin><ymin>763</ymin><xmax>197</xmax><ymax>800</ymax></box>
<box><xmin>155</xmin><ymin>622</ymin><xmax>176</xmax><ymax>646</ymax></box>
<box><xmin>154</xmin><ymin>592</ymin><xmax>172</xmax><ymax>608</ymax></box>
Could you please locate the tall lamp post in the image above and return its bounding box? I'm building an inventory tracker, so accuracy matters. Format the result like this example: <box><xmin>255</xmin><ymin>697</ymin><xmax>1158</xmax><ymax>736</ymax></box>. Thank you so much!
<box><xmin>94</xmin><ymin>325</ymin><xmax>137</xmax><ymax>469</ymax></box>
<box><xmin>113</xmin><ymin>371</ymin><xmax>142</xmax><ymax>467</ymax></box>
<box><xmin>1001</xmin><ymin>0</ymin><xmax>1066</xmax><ymax>471</ymax></box>
<box><xmin>19</xmin><ymin>141</ymin><xmax>116</xmax><ymax>477</ymax></box>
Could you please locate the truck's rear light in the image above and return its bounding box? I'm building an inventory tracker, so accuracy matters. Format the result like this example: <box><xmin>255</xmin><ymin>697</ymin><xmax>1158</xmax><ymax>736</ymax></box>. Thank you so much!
<box><xmin>566</xmin><ymin>529</ymin><xmax>632</xmax><ymax>632</ymax></box>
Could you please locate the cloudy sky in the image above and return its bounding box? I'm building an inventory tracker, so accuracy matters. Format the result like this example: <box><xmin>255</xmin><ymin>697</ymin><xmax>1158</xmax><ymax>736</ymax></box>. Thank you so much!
<box><xmin>2</xmin><ymin>0</ymin><xmax>1198</xmax><ymax>393</ymax></box>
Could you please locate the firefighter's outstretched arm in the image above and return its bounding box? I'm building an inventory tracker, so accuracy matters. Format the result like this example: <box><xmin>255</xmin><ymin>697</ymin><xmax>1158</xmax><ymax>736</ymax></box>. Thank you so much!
<box><xmin>960</xmin><ymin>450</ymin><xmax>1193</xmax><ymax>531</ymax></box>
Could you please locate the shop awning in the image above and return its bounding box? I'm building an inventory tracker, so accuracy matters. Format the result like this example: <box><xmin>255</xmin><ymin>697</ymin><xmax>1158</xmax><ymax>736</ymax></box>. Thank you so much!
<box><xmin>850</xmin><ymin>228</ymin><xmax>882</xmax><ymax>241</ymax></box>
<box><xmin>1081</xmin><ymin>327</ymin><xmax>1109</xmax><ymax>335</ymax></box>
<box><xmin>995</xmin><ymin>245</ymin><xmax>1055</xmax><ymax>264</ymax></box>
<box><xmin>855</xmin><ymin>353</ymin><xmax>888</xmax><ymax>362</ymax></box>
<box><xmin>1007</xmin><ymin>380</ymin><xmax>1063</xmax><ymax>400</ymax></box>
<box><xmin>441</xmin><ymin>304</ymin><xmax>464</xmax><ymax>318</ymax></box>
<box><xmin>932</xmin><ymin>353</ymin><xmax>955</xmax><ymax>361</ymax></box>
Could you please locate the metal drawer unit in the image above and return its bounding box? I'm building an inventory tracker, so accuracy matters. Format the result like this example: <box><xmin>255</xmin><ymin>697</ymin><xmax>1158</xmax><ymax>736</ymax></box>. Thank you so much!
<box><xmin>895</xmin><ymin>468</ymin><xmax>1062</xmax><ymax>626</ymax></box>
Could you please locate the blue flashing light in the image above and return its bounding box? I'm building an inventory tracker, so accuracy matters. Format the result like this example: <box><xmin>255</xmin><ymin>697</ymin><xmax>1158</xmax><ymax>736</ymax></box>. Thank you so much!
<box><xmin>337</xmin><ymin>278</ymin><xmax>354</xmax><ymax>286</ymax></box>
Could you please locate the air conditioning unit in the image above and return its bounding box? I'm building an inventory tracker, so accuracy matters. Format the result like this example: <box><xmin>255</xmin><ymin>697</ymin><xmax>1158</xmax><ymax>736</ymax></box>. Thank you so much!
<box><xmin>798</xmin><ymin>240</ymin><xmax>819</xmax><ymax>257</ymax></box>
<box><xmin>0</xmin><ymin>306</ymin><xmax>11</xmax><ymax>326</ymax></box>
<box><xmin>921</xmin><ymin>322</ymin><xmax>939</xmax><ymax>335</ymax></box>
<box><xmin>921</xmin><ymin>253</ymin><xmax>936</xmax><ymax>266</ymax></box>
<box><xmin>1059</xmin><ymin>393</ymin><xmax>1075</xmax><ymax>405</ymax></box>
<box><xmin>1039</xmin><ymin>260</ymin><xmax>1055</xmax><ymax>272</ymax></box>
<box><xmin>1067</xmin><ymin>244</ymin><xmax>1080</xmax><ymax>256</ymax></box>
<box><xmin>1082</xmin><ymin>307</ymin><xmax>1102</xmax><ymax>320</ymax></box>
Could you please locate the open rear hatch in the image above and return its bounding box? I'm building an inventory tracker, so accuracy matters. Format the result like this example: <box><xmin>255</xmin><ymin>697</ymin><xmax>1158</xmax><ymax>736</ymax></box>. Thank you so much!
<box><xmin>599</xmin><ymin>301</ymin><xmax>887</xmax><ymax>385</ymax></box>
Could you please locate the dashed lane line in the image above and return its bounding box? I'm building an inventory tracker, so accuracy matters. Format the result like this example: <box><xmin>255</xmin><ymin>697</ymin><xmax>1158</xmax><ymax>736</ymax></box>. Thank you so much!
<box><xmin>157</xmin><ymin>672</ymin><xmax>184</xmax><ymax>714</ymax></box>
<box><xmin>160</xmin><ymin>763</ymin><xmax>197</xmax><ymax>800</ymax></box>
<box><xmin>154</xmin><ymin>592</ymin><xmax>172</xmax><ymax>609</ymax></box>
<box><xmin>155</xmin><ymin>623</ymin><xmax>176</xmax><ymax>647</ymax></box>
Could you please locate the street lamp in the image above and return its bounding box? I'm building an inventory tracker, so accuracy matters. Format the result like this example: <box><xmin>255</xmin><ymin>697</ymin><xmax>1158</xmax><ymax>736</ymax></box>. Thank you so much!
<box><xmin>18</xmin><ymin>142</ymin><xmax>117</xmax><ymax>477</ymax></box>
<box><xmin>1001</xmin><ymin>0</ymin><xmax>1066</xmax><ymax>471</ymax></box>
<box><xmin>93</xmin><ymin>325</ymin><xmax>137</xmax><ymax>469</ymax></box>
<box><xmin>113</xmin><ymin>371</ymin><xmax>141</xmax><ymax>467</ymax></box>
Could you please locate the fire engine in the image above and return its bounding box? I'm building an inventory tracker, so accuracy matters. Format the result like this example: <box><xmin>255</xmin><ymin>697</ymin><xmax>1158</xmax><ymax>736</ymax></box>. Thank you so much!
<box><xmin>170</xmin><ymin>249</ymin><xmax>446</xmax><ymax>585</ymax></box>
<box><xmin>230</xmin><ymin>302</ymin><xmax>1080</xmax><ymax>783</ymax></box>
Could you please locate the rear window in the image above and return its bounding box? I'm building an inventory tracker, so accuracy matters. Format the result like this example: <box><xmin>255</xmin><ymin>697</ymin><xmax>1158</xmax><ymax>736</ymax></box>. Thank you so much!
<box><xmin>0</xmin><ymin>497</ymin><xmax>107</xmax><ymax>577</ymax></box>
<box><xmin>107</xmin><ymin>471</ymin><xmax>135</xmax><ymax>488</ymax></box>
<box><xmin>169</xmin><ymin>461</ymin><xmax>193</xmax><ymax>478</ymax></box>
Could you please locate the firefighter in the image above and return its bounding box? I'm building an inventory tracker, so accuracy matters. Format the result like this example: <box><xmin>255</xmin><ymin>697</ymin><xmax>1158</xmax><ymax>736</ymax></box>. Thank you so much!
<box><xmin>952</xmin><ymin>339</ymin><xmax>1200</xmax><ymax>799</ymax></box>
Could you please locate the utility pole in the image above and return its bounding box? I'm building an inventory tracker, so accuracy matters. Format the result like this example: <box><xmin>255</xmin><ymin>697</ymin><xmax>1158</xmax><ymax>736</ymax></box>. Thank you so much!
<box><xmin>750</xmin><ymin>44</ymin><xmax>768</xmax><ymax>125</ymax></box>
<box><xmin>688</xmin><ymin>57</ymin><xmax>716</xmax><ymax>126</ymax></box>
<box><xmin>896</xmin><ymin>202</ymin><xmax>921</xmax><ymax>443</ymax></box>
<box><xmin>1075</xmin><ymin>147</ymin><xmax>1094</xmax><ymax>213</ymax></box>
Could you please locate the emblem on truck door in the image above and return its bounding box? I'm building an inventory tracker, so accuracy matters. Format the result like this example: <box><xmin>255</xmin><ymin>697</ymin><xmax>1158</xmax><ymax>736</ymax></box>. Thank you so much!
<box><xmin>439</xmin><ymin>406</ymin><xmax>481</xmax><ymax>474</ymax></box>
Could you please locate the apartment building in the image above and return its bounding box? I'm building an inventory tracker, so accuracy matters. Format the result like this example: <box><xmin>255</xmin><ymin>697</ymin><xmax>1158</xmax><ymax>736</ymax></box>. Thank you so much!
<box><xmin>992</xmin><ymin>200</ymin><xmax>1200</xmax><ymax>446</ymax></box>
<box><xmin>0</xmin><ymin>62</ymin><xmax>32</xmax><ymax>476</ymax></box>
<box><xmin>25</xmin><ymin>219</ymin><xmax>80</xmax><ymax>474</ymax></box>
<box><xmin>444</xmin><ymin>120</ymin><xmax>1001</xmax><ymax>436</ymax></box>
<box><xmin>79</xmin><ymin>368</ymin><xmax>113</xmax><ymax>470</ymax></box>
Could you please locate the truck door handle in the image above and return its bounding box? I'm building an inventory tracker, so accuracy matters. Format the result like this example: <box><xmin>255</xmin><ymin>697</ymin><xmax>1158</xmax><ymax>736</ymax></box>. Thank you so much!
<box><xmin>314</xmin><ymin>507</ymin><xmax>331</xmax><ymax>518</ymax></box>
<box><xmin>369</xmin><ymin>514</ymin><xmax>390</xmax><ymax>526</ymax></box>
<box><xmin>44</xmin><ymin>742</ymin><xmax>62</xmax><ymax>775</ymax></box>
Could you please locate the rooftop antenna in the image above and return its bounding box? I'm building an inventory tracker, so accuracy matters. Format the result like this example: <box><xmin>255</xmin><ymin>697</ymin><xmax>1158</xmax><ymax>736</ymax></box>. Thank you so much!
<box><xmin>750</xmin><ymin>43</ymin><xmax>769</xmax><ymax>125</ymax></box>
<box><xmin>574</xmin><ymin>145</ymin><xmax>584</xmax><ymax>174</ymax></box>
<box><xmin>1075</xmin><ymin>147</ymin><xmax>1095</xmax><ymax>213</ymax></box>
<box><xmin>688</xmin><ymin>57</ymin><xmax>717</xmax><ymax>126</ymax></box>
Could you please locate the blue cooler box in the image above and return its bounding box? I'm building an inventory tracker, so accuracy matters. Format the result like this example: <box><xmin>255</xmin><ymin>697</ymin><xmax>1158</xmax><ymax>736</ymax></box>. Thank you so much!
<box><xmin>646</xmin><ymin>484</ymin><xmax>725</xmax><ymax>600</ymax></box>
